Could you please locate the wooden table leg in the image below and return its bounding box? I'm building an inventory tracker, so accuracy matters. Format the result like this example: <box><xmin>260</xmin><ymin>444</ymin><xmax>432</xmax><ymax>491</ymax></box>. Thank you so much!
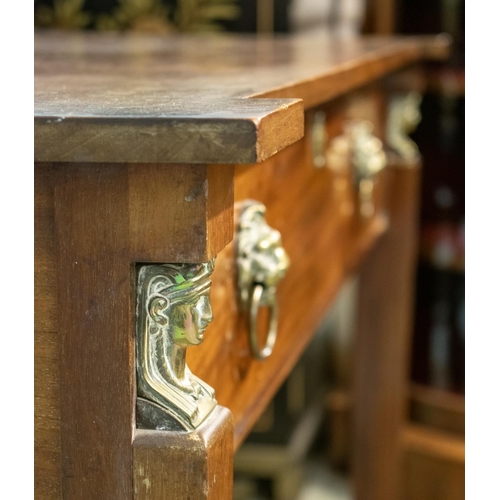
<box><xmin>352</xmin><ymin>159</ymin><xmax>421</xmax><ymax>500</ymax></box>
<box><xmin>50</xmin><ymin>162</ymin><xmax>235</xmax><ymax>499</ymax></box>
<box><xmin>55</xmin><ymin>163</ymin><xmax>135</xmax><ymax>498</ymax></box>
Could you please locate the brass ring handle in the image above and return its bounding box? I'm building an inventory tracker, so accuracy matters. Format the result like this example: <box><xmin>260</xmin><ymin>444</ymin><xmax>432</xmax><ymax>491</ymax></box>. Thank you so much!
<box><xmin>249</xmin><ymin>284</ymin><xmax>279</xmax><ymax>360</ymax></box>
<box><xmin>235</xmin><ymin>200</ymin><xmax>290</xmax><ymax>361</ymax></box>
<box><xmin>312</xmin><ymin>111</ymin><xmax>327</xmax><ymax>168</ymax></box>
<box><xmin>327</xmin><ymin>120</ymin><xmax>387</xmax><ymax>219</ymax></box>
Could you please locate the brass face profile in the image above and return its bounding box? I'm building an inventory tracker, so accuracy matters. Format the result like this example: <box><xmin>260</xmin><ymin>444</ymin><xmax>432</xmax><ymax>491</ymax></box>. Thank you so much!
<box><xmin>135</xmin><ymin>260</ymin><xmax>217</xmax><ymax>431</ymax></box>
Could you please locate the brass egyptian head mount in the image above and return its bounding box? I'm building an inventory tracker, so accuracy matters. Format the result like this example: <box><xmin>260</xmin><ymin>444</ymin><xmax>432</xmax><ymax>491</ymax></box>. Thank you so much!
<box><xmin>386</xmin><ymin>91</ymin><xmax>422</xmax><ymax>161</ymax></box>
<box><xmin>236</xmin><ymin>201</ymin><xmax>290</xmax><ymax>360</ymax></box>
<box><xmin>136</xmin><ymin>260</ymin><xmax>217</xmax><ymax>431</ymax></box>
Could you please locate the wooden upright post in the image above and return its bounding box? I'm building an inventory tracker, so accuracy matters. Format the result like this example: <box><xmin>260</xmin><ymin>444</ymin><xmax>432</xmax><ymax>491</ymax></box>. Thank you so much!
<box><xmin>352</xmin><ymin>157</ymin><xmax>421</xmax><ymax>500</ymax></box>
<box><xmin>51</xmin><ymin>163</ymin><xmax>235</xmax><ymax>499</ymax></box>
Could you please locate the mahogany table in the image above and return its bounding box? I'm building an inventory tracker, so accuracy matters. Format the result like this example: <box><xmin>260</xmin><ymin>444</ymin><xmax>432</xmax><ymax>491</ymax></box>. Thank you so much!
<box><xmin>34</xmin><ymin>30</ymin><xmax>449</xmax><ymax>500</ymax></box>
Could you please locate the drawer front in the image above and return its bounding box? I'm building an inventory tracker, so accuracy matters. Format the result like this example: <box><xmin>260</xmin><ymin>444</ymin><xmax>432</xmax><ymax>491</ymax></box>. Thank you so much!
<box><xmin>188</xmin><ymin>85</ymin><xmax>391</xmax><ymax>447</ymax></box>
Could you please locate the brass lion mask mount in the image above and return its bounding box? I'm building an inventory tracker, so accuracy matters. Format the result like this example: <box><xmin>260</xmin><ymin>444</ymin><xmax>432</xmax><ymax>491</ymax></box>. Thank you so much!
<box><xmin>236</xmin><ymin>201</ymin><xmax>290</xmax><ymax>360</ymax></box>
<box><xmin>328</xmin><ymin>120</ymin><xmax>387</xmax><ymax>219</ymax></box>
<box><xmin>136</xmin><ymin>260</ymin><xmax>217</xmax><ymax>431</ymax></box>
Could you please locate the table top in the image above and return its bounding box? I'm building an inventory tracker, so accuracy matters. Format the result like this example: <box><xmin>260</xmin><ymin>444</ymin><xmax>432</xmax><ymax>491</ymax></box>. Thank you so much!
<box><xmin>35</xmin><ymin>31</ymin><xmax>449</xmax><ymax>164</ymax></box>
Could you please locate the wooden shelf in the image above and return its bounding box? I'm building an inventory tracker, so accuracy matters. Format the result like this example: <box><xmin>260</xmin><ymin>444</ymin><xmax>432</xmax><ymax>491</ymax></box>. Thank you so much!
<box><xmin>404</xmin><ymin>385</ymin><xmax>464</xmax><ymax>499</ymax></box>
<box><xmin>409</xmin><ymin>383</ymin><xmax>464</xmax><ymax>435</ymax></box>
<box><xmin>402</xmin><ymin>423</ymin><xmax>464</xmax><ymax>500</ymax></box>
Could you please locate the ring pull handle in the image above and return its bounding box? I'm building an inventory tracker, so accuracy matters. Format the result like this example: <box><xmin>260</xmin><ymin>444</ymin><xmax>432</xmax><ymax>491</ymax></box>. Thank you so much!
<box><xmin>312</xmin><ymin>111</ymin><xmax>327</xmax><ymax>168</ymax></box>
<box><xmin>351</xmin><ymin>121</ymin><xmax>387</xmax><ymax>219</ymax></box>
<box><xmin>236</xmin><ymin>201</ymin><xmax>290</xmax><ymax>361</ymax></box>
<box><xmin>327</xmin><ymin>120</ymin><xmax>387</xmax><ymax>219</ymax></box>
<box><xmin>249</xmin><ymin>284</ymin><xmax>279</xmax><ymax>360</ymax></box>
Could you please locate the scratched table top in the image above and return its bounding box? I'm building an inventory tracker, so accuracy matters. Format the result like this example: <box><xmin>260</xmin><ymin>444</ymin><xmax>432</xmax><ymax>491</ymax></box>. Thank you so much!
<box><xmin>35</xmin><ymin>31</ymin><xmax>449</xmax><ymax>164</ymax></box>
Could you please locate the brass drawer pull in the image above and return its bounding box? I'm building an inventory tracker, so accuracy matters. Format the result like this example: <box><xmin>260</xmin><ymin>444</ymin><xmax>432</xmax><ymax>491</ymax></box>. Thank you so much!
<box><xmin>352</xmin><ymin>121</ymin><xmax>386</xmax><ymax>218</ymax></box>
<box><xmin>236</xmin><ymin>201</ymin><xmax>290</xmax><ymax>361</ymax></box>
<box><xmin>249</xmin><ymin>284</ymin><xmax>279</xmax><ymax>360</ymax></box>
<box><xmin>328</xmin><ymin>120</ymin><xmax>387</xmax><ymax>218</ymax></box>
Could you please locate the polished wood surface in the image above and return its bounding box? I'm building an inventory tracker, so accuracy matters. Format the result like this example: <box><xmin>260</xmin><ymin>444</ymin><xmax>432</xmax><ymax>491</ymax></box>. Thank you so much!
<box><xmin>188</xmin><ymin>88</ymin><xmax>391</xmax><ymax>448</ymax></box>
<box><xmin>352</xmin><ymin>158</ymin><xmax>421</xmax><ymax>500</ymax></box>
<box><xmin>55</xmin><ymin>163</ymin><xmax>135</xmax><ymax>499</ymax></box>
<box><xmin>134</xmin><ymin>406</ymin><xmax>234</xmax><ymax>500</ymax></box>
<box><xmin>35</xmin><ymin>164</ymin><xmax>61</xmax><ymax>500</ymax></box>
<box><xmin>128</xmin><ymin>164</ymin><xmax>234</xmax><ymax>262</ymax></box>
<box><xmin>35</xmin><ymin>31</ymin><xmax>448</xmax><ymax>164</ymax></box>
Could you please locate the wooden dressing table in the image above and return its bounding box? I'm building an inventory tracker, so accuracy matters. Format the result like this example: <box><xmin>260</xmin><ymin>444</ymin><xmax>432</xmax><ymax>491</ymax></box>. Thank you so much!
<box><xmin>34</xmin><ymin>31</ymin><xmax>449</xmax><ymax>500</ymax></box>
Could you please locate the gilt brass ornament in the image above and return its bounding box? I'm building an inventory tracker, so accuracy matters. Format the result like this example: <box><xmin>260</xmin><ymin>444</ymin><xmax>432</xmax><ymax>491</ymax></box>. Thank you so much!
<box><xmin>236</xmin><ymin>201</ymin><xmax>290</xmax><ymax>360</ymax></box>
<box><xmin>327</xmin><ymin>120</ymin><xmax>387</xmax><ymax>218</ymax></box>
<box><xmin>136</xmin><ymin>260</ymin><xmax>217</xmax><ymax>431</ymax></box>
<box><xmin>386</xmin><ymin>92</ymin><xmax>422</xmax><ymax>161</ymax></box>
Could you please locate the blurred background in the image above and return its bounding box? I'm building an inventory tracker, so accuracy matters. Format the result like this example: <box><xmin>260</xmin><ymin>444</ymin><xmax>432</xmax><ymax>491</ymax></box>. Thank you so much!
<box><xmin>35</xmin><ymin>1</ymin><xmax>464</xmax><ymax>498</ymax></box>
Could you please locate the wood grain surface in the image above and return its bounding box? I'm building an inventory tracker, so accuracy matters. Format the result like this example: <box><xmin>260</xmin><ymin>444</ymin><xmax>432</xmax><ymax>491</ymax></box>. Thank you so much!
<box><xmin>187</xmin><ymin>87</ymin><xmax>391</xmax><ymax>448</ymax></box>
<box><xmin>55</xmin><ymin>163</ymin><xmax>135</xmax><ymax>499</ymax></box>
<box><xmin>133</xmin><ymin>406</ymin><xmax>234</xmax><ymax>500</ymax></box>
<box><xmin>35</xmin><ymin>161</ymin><xmax>235</xmax><ymax>499</ymax></box>
<box><xmin>128</xmin><ymin>163</ymin><xmax>234</xmax><ymax>262</ymax></box>
<box><xmin>35</xmin><ymin>164</ymin><xmax>62</xmax><ymax>500</ymax></box>
<box><xmin>34</xmin><ymin>31</ymin><xmax>449</xmax><ymax>164</ymax></box>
